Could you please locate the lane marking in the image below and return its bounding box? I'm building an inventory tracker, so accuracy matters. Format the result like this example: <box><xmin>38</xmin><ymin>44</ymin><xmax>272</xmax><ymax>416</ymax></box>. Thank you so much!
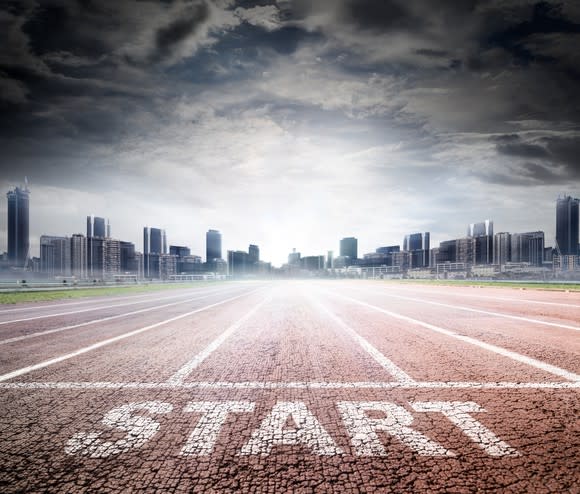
<box><xmin>166</xmin><ymin>296</ymin><xmax>272</xmax><ymax>385</ymax></box>
<box><xmin>1</xmin><ymin>381</ymin><xmax>579</xmax><ymax>390</ymax></box>
<box><xmin>0</xmin><ymin>288</ymin><xmax>265</xmax><ymax>383</ymax></box>
<box><xmin>0</xmin><ymin>286</ymin><xmax>246</xmax><ymax>345</ymax></box>
<box><xmin>0</xmin><ymin>286</ymin><xmax>246</xmax><ymax>326</ymax></box>
<box><xmin>326</xmin><ymin>291</ymin><xmax>580</xmax><ymax>382</ymax></box>
<box><xmin>350</xmin><ymin>286</ymin><xmax>580</xmax><ymax>331</ymax></box>
<box><xmin>310</xmin><ymin>297</ymin><xmax>415</xmax><ymax>384</ymax></box>
<box><xmin>0</xmin><ymin>286</ymin><xmax>227</xmax><ymax>314</ymax></box>
<box><xmin>376</xmin><ymin>284</ymin><xmax>580</xmax><ymax>309</ymax></box>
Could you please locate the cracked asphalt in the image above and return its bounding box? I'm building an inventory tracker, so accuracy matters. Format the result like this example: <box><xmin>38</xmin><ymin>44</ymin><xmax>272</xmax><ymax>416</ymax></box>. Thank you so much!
<box><xmin>0</xmin><ymin>280</ymin><xmax>578</xmax><ymax>493</ymax></box>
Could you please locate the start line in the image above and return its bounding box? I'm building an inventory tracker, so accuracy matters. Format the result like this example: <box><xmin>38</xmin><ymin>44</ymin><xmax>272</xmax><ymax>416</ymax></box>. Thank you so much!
<box><xmin>65</xmin><ymin>399</ymin><xmax>518</xmax><ymax>459</ymax></box>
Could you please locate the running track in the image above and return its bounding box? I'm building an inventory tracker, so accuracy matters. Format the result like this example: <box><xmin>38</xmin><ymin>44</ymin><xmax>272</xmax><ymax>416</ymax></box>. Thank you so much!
<box><xmin>0</xmin><ymin>280</ymin><xmax>578</xmax><ymax>492</ymax></box>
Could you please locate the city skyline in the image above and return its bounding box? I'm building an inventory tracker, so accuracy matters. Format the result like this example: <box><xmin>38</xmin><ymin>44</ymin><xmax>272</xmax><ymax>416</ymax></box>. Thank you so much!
<box><xmin>2</xmin><ymin>178</ymin><xmax>578</xmax><ymax>271</ymax></box>
<box><xmin>1</xmin><ymin>2</ymin><xmax>580</xmax><ymax>266</ymax></box>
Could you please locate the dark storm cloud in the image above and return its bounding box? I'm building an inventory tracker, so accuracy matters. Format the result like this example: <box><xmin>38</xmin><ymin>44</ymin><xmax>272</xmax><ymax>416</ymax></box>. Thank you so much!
<box><xmin>150</xmin><ymin>1</ymin><xmax>210</xmax><ymax>63</ymax></box>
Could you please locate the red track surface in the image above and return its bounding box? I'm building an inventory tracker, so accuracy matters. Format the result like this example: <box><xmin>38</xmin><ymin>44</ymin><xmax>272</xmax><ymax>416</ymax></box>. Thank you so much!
<box><xmin>0</xmin><ymin>281</ymin><xmax>578</xmax><ymax>492</ymax></box>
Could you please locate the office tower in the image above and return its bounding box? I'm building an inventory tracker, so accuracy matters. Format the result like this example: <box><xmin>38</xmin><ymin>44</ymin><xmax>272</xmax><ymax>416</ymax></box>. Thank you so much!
<box><xmin>340</xmin><ymin>237</ymin><xmax>358</xmax><ymax>260</ymax></box>
<box><xmin>206</xmin><ymin>229</ymin><xmax>222</xmax><ymax>262</ymax></box>
<box><xmin>468</xmin><ymin>220</ymin><xmax>493</xmax><ymax>238</ymax></box>
<box><xmin>438</xmin><ymin>240</ymin><xmax>457</xmax><ymax>264</ymax></box>
<box><xmin>511</xmin><ymin>232</ymin><xmax>545</xmax><ymax>266</ymax></box>
<box><xmin>403</xmin><ymin>233</ymin><xmax>423</xmax><ymax>252</ymax></box>
<box><xmin>249</xmin><ymin>244</ymin><xmax>259</xmax><ymax>264</ymax></box>
<box><xmin>228</xmin><ymin>250</ymin><xmax>249</xmax><ymax>276</ymax></box>
<box><xmin>7</xmin><ymin>183</ymin><xmax>30</xmax><ymax>267</ymax></box>
<box><xmin>86</xmin><ymin>216</ymin><xmax>107</xmax><ymax>238</ymax></box>
<box><xmin>87</xmin><ymin>236</ymin><xmax>104</xmax><ymax>278</ymax></box>
<box><xmin>327</xmin><ymin>250</ymin><xmax>334</xmax><ymax>269</ymax></box>
<box><xmin>40</xmin><ymin>235</ymin><xmax>71</xmax><ymax>278</ymax></box>
<box><xmin>162</xmin><ymin>230</ymin><xmax>167</xmax><ymax>255</ymax></box>
<box><xmin>104</xmin><ymin>238</ymin><xmax>121</xmax><ymax>277</ymax></box>
<box><xmin>70</xmin><ymin>234</ymin><xmax>88</xmax><ymax>278</ymax></box>
<box><xmin>556</xmin><ymin>196</ymin><xmax>579</xmax><ymax>255</ymax></box>
<box><xmin>376</xmin><ymin>245</ymin><xmax>400</xmax><ymax>255</ymax></box>
<box><xmin>288</xmin><ymin>248</ymin><xmax>301</xmax><ymax>265</ymax></box>
<box><xmin>120</xmin><ymin>241</ymin><xmax>137</xmax><ymax>273</ymax></box>
<box><xmin>493</xmin><ymin>232</ymin><xmax>511</xmax><ymax>265</ymax></box>
<box><xmin>403</xmin><ymin>232</ymin><xmax>430</xmax><ymax>267</ymax></box>
<box><xmin>301</xmin><ymin>256</ymin><xmax>324</xmax><ymax>271</ymax></box>
<box><xmin>143</xmin><ymin>227</ymin><xmax>164</xmax><ymax>278</ymax></box>
<box><xmin>169</xmin><ymin>245</ymin><xmax>191</xmax><ymax>258</ymax></box>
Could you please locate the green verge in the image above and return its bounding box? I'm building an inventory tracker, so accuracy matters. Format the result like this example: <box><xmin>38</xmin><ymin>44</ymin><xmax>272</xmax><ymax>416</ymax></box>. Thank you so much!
<box><xmin>0</xmin><ymin>282</ymin><xmax>223</xmax><ymax>304</ymax></box>
<box><xmin>378</xmin><ymin>279</ymin><xmax>580</xmax><ymax>291</ymax></box>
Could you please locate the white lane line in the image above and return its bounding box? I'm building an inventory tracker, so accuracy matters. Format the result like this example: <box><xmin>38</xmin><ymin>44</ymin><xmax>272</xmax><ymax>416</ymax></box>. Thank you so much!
<box><xmin>328</xmin><ymin>291</ymin><xmax>580</xmax><ymax>382</ymax></box>
<box><xmin>351</xmin><ymin>286</ymin><xmax>580</xmax><ymax>331</ymax></box>
<box><xmin>0</xmin><ymin>287</ymin><xmax>239</xmax><ymax>326</ymax></box>
<box><xmin>0</xmin><ymin>381</ymin><xmax>578</xmax><ymax>390</ymax></box>
<box><xmin>310</xmin><ymin>297</ymin><xmax>415</xmax><ymax>384</ymax></box>
<box><xmin>166</xmin><ymin>296</ymin><xmax>272</xmax><ymax>385</ymax></box>
<box><xmin>377</xmin><ymin>284</ymin><xmax>580</xmax><ymax>309</ymax></box>
<box><xmin>0</xmin><ymin>289</ymin><xmax>264</xmax><ymax>383</ymax></box>
<box><xmin>0</xmin><ymin>287</ymin><xmax>217</xmax><ymax>314</ymax></box>
<box><xmin>0</xmin><ymin>286</ymin><xmax>245</xmax><ymax>345</ymax></box>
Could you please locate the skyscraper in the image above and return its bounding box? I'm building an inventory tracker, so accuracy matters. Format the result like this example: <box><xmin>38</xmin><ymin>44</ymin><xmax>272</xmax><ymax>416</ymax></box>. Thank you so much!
<box><xmin>206</xmin><ymin>229</ymin><xmax>222</xmax><ymax>262</ymax></box>
<box><xmin>556</xmin><ymin>196</ymin><xmax>579</xmax><ymax>255</ymax></box>
<box><xmin>249</xmin><ymin>244</ymin><xmax>259</xmax><ymax>264</ymax></box>
<box><xmin>40</xmin><ymin>235</ymin><xmax>71</xmax><ymax>278</ymax></box>
<box><xmin>340</xmin><ymin>237</ymin><xmax>358</xmax><ymax>260</ymax></box>
<box><xmin>511</xmin><ymin>232</ymin><xmax>545</xmax><ymax>266</ymax></box>
<box><xmin>143</xmin><ymin>227</ymin><xmax>164</xmax><ymax>278</ymax></box>
<box><xmin>86</xmin><ymin>215</ymin><xmax>107</xmax><ymax>238</ymax></box>
<box><xmin>493</xmin><ymin>232</ymin><xmax>511</xmax><ymax>265</ymax></box>
<box><xmin>7</xmin><ymin>182</ymin><xmax>30</xmax><ymax>267</ymax></box>
<box><xmin>468</xmin><ymin>220</ymin><xmax>493</xmax><ymax>238</ymax></box>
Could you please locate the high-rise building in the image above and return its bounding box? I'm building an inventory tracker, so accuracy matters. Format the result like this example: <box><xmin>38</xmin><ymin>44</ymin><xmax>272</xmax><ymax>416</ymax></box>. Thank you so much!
<box><xmin>288</xmin><ymin>248</ymin><xmax>301</xmax><ymax>266</ymax></box>
<box><xmin>376</xmin><ymin>245</ymin><xmax>400</xmax><ymax>255</ymax></box>
<box><xmin>493</xmin><ymin>232</ymin><xmax>511</xmax><ymax>265</ymax></box>
<box><xmin>120</xmin><ymin>241</ymin><xmax>137</xmax><ymax>273</ymax></box>
<box><xmin>301</xmin><ymin>255</ymin><xmax>324</xmax><ymax>271</ymax></box>
<box><xmin>170</xmin><ymin>245</ymin><xmax>191</xmax><ymax>258</ymax></box>
<box><xmin>70</xmin><ymin>234</ymin><xmax>87</xmax><ymax>279</ymax></box>
<box><xmin>206</xmin><ymin>229</ymin><xmax>222</xmax><ymax>262</ymax></box>
<box><xmin>40</xmin><ymin>235</ymin><xmax>71</xmax><ymax>278</ymax></box>
<box><xmin>249</xmin><ymin>244</ymin><xmax>259</xmax><ymax>264</ymax></box>
<box><xmin>403</xmin><ymin>232</ymin><xmax>430</xmax><ymax>267</ymax></box>
<box><xmin>143</xmin><ymin>227</ymin><xmax>165</xmax><ymax>278</ymax></box>
<box><xmin>511</xmin><ymin>232</ymin><xmax>545</xmax><ymax>266</ymax></box>
<box><xmin>87</xmin><ymin>237</ymin><xmax>105</xmax><ymax>278</ymax></box>
<box><xmin>556</xmin><ymin>196</ymin><xmax>579</xmax><ymax>256</ymax></box>
<box><xmin>326</xmin><ymin>250</ymin><xmax>334</xmax><ymax>269</ymax></box>
<box><xmin>468</xmin><ymin>220</ymin><xmax>493</xmax><ymax>238</ymax></box>
<box><xmin>86</xmin><ymin>215</ymin><xmax>107</xmax><ymax>238</ymax></box>
<box><xmin>340</xmin><ymin>237</ymin><xmax>358</xmax><ymax>260</ymax></box>
<box><xmin>7</xmin><ymin>183</ymin><xmax>30</xmax><ymax>267</ymax></box>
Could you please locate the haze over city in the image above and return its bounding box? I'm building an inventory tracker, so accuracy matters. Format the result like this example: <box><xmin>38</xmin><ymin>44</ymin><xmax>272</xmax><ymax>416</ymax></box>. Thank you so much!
<box><xmin>1</xmin><ymin>1</ymin><xmax>579</xmax><ymax>265</ymax></box>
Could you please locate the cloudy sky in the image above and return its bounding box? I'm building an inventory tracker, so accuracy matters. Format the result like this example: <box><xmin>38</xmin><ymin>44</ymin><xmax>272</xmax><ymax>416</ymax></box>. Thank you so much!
<box><xmin>1</xmin><ymin>0</ymin><xmax>579</xmax><ymax>265</ymax></box>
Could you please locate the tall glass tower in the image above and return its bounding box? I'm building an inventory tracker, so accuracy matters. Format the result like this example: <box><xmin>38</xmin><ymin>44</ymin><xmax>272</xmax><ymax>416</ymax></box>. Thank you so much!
<box><xmin>7</xmin><ymin>182</ymin><xmax>30</xmax><ymax>268</ymax></box>
<box><xmin>556</xmin><ymin>196</ymin><xmax>579</xmax><ymax>255</ymax></box>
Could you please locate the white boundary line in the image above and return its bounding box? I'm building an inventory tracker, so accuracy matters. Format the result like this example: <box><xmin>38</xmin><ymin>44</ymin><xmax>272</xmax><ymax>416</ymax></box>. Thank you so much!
<box><xmin>166</xmin><ymin>295</ymin><xmax>272</xmax><ymax>385</ymax></box>
<box><xmin>310</xmin><ymin>297</ymin><xmax>416</xmax><ymax>384</ymax></box>
<box><xmin>0</xmin><ymin>288</ymin><xmax>264</xmax><ymax>383</ymax></box>
<box><xmin>0</xmin><ymin>286</ymin><xmax>242</xmax><ymax>326</ymax></box>
<box><xmin>0</xmin><ymin>285</ymin><xmax>227</xmax><ymax>314</ymax></box>
<box><xmin>0</xmin><ymin>380</ymin><xmax>578</xmax><ymax>390</ymax></box>
<box><xmin>350</xmin><ymin>286</ymin><xmax>580</xmax><ymax>332</ymax></box>
<box><xmin>377</xmin><ymin>284</ymin><xmax>580</xmax><ymax>309</ymax></box>
<box><xmin>0</xmin><ymin>286</ymin><xmax>245</xmax><ymax>345</ymax></box>
<box><xmin>327</xmin><ymin>291</ymin><xmax>580</xmax><ymax>382</ymax></box>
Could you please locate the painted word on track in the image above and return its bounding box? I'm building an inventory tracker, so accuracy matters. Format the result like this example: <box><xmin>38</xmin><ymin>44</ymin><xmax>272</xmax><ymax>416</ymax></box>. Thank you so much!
<box><xmin>66</xmin><ymin>400</ymin><xmax>518</xmax><ymax>458</ymax></box>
